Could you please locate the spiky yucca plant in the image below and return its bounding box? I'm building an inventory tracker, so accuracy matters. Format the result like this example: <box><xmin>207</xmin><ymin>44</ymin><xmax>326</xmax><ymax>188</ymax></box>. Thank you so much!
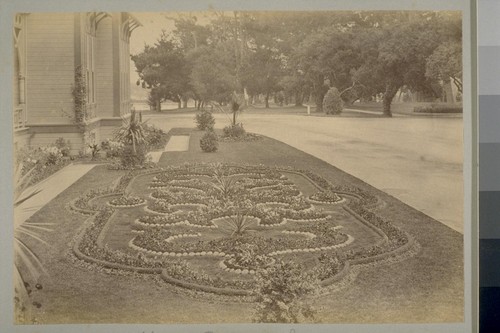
<box><xmin>210</xmin><ymin>163</ymin><xmax>238</xmax><ymax>198</ymax></box>
<box><xmin>227</xmin><ymin>211</ymin><xmax>253</xmax><ymax>237</ymax></box>
<box><xmin>14</xmin><ymin>162</ymin><xmax>52</xmax><ymax>322</ymax></box>
<box><xmin>114</xmin><ymin>110</ymin><xmax>146</xmax><ymax>154</ymax></box>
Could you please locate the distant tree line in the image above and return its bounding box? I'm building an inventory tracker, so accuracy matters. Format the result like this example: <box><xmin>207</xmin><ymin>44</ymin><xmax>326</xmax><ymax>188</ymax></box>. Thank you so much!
<box><xmin>131</xmin><ymin>11</ymin><xmax>462</xmax><ymax>117</ymax></box>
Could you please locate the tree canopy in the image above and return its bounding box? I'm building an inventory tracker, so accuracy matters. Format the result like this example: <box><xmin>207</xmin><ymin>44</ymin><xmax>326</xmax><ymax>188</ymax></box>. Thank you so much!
<box><xmin>132</xmin><ymin>11</ymin><xmax>462</xmax><ymax>116</ymax></box>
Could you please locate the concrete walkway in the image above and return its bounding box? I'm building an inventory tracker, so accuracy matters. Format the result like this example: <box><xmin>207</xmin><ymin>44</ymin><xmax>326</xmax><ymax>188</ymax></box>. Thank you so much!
<box><xmin>15</xmin><ymin>164</ymin><xmax>97</xmax><ymax>224</ymax></box>
<box><xmin>164</xmin><ymin>135</ymin><xmax>190</xmax><ymax>152</ymax></box>
<box><xmin>148</xmin><ymin>135</ymin><xmax>191</xmax><ymax>162</ymax></box>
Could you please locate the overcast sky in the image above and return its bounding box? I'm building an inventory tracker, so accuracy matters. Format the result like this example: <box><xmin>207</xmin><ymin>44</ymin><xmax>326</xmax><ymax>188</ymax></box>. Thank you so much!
<box><xmin>128</xmin><ymin>11</ymin><xmax>215</xmax><ymax>92</ymax></box>
<box><xmin>129</xmin><ymin>12</ymin><xmax>173</xmax><ymax>54</ymax></box>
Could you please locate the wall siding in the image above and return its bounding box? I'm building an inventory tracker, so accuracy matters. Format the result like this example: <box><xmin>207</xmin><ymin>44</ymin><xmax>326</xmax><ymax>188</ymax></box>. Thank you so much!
<box><xmin>95</xmin><ymin>17</ymin><xmax>114</xmax><ymax>118</ymax></box>
<box><xmin>30</xmin><ymin>132</ymin><xmax>84</xmax><ymax>155</ymax></box>
<box><xmin>13</xmin><ymin>130</ymin><xmax>30</xmax><ymax>153</ymax></box>
<box><xmin>26</xmin><ymin>13</ymin><xmax>75</xmax><ymax>125</ymax></box>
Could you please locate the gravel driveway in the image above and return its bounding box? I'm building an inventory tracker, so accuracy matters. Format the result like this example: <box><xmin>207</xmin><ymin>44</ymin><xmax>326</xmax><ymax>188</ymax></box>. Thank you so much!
<box><xmin>145</xmin><ymin>111</ymin><xmax>464</xmax><ymax>233</ymax></box>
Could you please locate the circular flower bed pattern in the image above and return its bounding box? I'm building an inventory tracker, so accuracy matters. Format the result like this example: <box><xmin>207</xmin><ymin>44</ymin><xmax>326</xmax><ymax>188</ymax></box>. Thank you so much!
<box><xmin>72</xmin><ymin>164</ymin><xmax>414</xmax><ymax>296</ymax></box>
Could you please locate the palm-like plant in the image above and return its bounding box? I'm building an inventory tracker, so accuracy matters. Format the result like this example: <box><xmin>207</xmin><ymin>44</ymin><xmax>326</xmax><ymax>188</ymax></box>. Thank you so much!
<box><xmin>228</xmin><ymin>211</ymin><xmax>252</xmax><ymax>237</ymax></box>
<box><xmin>210</xmin><ymin>164</ymin><xmax>238</xmax><ymax>198</ymax></box>
<box><xmin>114</xmin><ymin>110</ymin><xmax>146</xmax><ymax>154</ymax></box>
<box><xmin>218</xmin><ymin>210</ymin><xmax>253</xmax><ymax>237</ymax></box>
<box><xmin>14</xmin><ymin>162</ymin><xmax>52</xmax><ymax>321</ymax></box>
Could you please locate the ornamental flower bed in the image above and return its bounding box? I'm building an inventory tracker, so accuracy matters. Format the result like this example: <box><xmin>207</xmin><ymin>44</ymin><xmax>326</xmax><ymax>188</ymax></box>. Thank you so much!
<box><xmin>136</xmin><ymin>214</ymin><xmax>187</xmax><ymax>227</ymax></box>
<box><xmin>71</xmin><ymin>188</ymin><xmax>116</xmax><ymax>213</ymax></box>
<box><xmin>146</xmin><ymin>199</ymin><xmax>179</xmax><ymax>214</ymax></box>
<box><xmin>309</xmin><ymin>190</ymin><xmax>342</xmax><ymax>204</ymax></box>
<box><xmin>71</xmin><ymin>163</ymin><xmax>414</xmax><ymax>295</ymax></box>
<box><xmin>108</xmin><ymin>195</ymin><xmax>145</xmax><ymax>207</ymax></box>
<box><xmin>151</xmin><ymin>189</ymin><xmax>207</xmax><ymax>205</ymax></box>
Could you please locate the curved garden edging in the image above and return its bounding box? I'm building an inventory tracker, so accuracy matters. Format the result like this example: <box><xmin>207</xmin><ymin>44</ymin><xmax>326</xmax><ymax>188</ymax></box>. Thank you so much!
<box><xmin>72</xmin><ymin>215</ymin><xmax>162</xmax><ymax>275</ymax></box>
<box><xmin>160</xmin><ymin>272</ymin><xmax>252</xmax><ymax>297</ymax></box>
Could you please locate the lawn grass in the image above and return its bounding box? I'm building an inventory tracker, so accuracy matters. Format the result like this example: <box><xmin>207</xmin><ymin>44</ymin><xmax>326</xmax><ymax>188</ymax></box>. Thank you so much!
<box><xmin>22</xmin><ymin>128</ymin><xmax>463</xmax><ymax>324</ymax></box>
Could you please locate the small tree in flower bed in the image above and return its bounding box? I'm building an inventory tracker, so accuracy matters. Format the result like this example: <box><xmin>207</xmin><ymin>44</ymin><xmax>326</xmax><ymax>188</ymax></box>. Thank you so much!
<box><xmin>210</xmin><ymin>165</ymin><xmax>241</xmax><ymax>198</ymax></box>
<box><xmin>225</xmin><ymin>212</ymin><xmax>253</xmax><ymax>237</ymax></box>
<box><xmin>200</xmin><ymin>130</ymin><xmax>219</xmax><ymax>152</ymax></box>
<box><xmin>195</xmin><ymin>109</ymin><xmax>215</xmax><ymax>130</ymax></box>
<box><xmin>313</xmin><ymin>253</ymin><xmax>344</xmax><ymax>280</ymax></box>
<box><xmin>253</xmin><ymin>260</ymin><xmax>319</xmax><ymax>323</ymax></box>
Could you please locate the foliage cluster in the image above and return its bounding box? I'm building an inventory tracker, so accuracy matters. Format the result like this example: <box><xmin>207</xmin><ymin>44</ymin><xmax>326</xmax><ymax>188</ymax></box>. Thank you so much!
<box><xmin>118</xmin><ymin>144</ymin><xmax>149</xmax><ymax>169</ymax></box>
<box><xmin>322</xmin><ymin>87</ymin><xmax>343</xmax><ymax>115</ymax></box>
<box><xmin>101</xmin><ymin>139</ymin><xmax>125</xmax><ymax>158</ymax></box>
<box><xmin>222</xmin><ymin>124</ymin><xmax>246</xmax><ymax>138</ymax></box>
<box><xmin>413</xmin><ymin>104</ymin><xmax>463</xmax><ymax>113</ymax></box>
<box><xmin>143</xmin><ymin>123</ymin><xmax>169</xmax><ymax>149</ymax></box>
<box><xmin>54</xmin><ymin>138</ymin><xmax>71</xmax><ymax>157</ymax></box>
<box><xmin>195</xmin><ymin>109</ymin><xmax>215</xmax><ymax>130</ymax></box>
<box><xmin>254</xmin><ymin>260</ymin><xmax>318</xmax><ymax>323</ymax></box>
<box><xmin>71</xmin><ymin>65</ymin><xmax>88</xmax><ymax>127</ymax></box>
<box><xmin>200</xmin><ymin>131</ymin><xmax>219</xmax><ymax>152</ymax></box>
<box><xmin>110</xmin><ymin>111</ymin><xmax>168</xmax><ymax>168</ymax></box>
<box><xmin>132</xmin><ymin>11</ymin><xmax>462</xmax><ymax>116</ymax></box>
<box><xmin>16</xmin><ymin>145</ymin><xmax>70</xmax><ymax>188</ymax></box>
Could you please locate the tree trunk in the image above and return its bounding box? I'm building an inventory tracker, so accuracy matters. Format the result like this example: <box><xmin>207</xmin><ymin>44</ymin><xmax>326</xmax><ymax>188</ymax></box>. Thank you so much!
<box><xmin>232</xmin><ymin>110</ymin><xmax>237</xmax><ymax>126</ymax></box>
<box><xmin>265</xmin><ymin>92</ymin><xmax>270</xmax><ymax>109</ymax></box>
<box><xmin>295</xmin><ymin>91</ymin><xmax>303</xmax><ymax>106</ymax></box>
<box><xmin>177</xmin><ymin>100</ymin><xmax>182</xmax><ymax>109</ymax></box>
<box><xmin>155</xmin><ymin>100</ymin><xmax>161</xmax><ymax>112</ymax></box>
<box><xmin>315</xmin><ymin>92</ymin><xmax>325</xmax><ymax>113</ymax></box>
<box><xmin>382</xmin><ymin>84</ymin><xmax>399</xmax><ymax>117</ymax></box>
<box><xmin>182</xmin><ymin>98</ymin><xmax>188</xmax><ymax>109</ymax></box>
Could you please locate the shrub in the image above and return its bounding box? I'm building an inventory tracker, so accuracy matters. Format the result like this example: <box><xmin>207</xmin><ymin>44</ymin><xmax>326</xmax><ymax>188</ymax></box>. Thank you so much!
<box><xmin>54</xmin><ymin>137</ymin><xmax>71</xmax><ymax>156</ymax></box>
<box><xmin>15</xmin><ymin>146</ymin><xmax>68</xmax><ymax>187</ymax></box>
<box><xmin>200</xmin><ymin>131</ymin><xmax>218</xmax><ymax>152</ymax></box>
<box><xmin>41</xmin><ymin>146</ymin><xmax>64</xmax><ymax>165</ymax></box>
<box><xmin>120</xmin><ymin>144</ymin><xmax>148</xmax><ymax>168</ymax></box>
<box><xmin>413</xmin><ymin>104</ymin><xmax>463</xmax><ymax>113</ymax></box>
<box><xmin>143</xmin><ymin>124</ymin><xmax>168</xmax><ymax>150</ymax></box>
<box><xmin>101</xmin><ymin>139</ymin><xmax>124</xmax><ymax>158</ymax></box>
<box><xmin>88</xmin><ymin>144</ymin><xmax>101</xmax><ymax>160</ymax></box>
<box><xmin>195</xmin><ymin>110</ymin><xmax>215</xmax><ymax>130</ymax></box>
<box><xmin>322</xmin><ymin>87</ymin><xmax>343</xmax><ymax>115</ymax></box>
<box><xmin>253</xmin><ymin>260</ymin><xmax>319</xmax><ymax>323</ymax></box>
<box><xmin>222</xmin><ymin>124</ymin><xmax>246</xmax><ymax>138</ymax></box>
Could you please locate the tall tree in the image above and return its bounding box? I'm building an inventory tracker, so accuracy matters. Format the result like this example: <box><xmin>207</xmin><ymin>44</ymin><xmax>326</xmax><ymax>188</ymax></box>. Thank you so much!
<box><xmin>132</xmin><ymin>33</ymin><xmax>190</xmax><ymax>111</ymax></box>
<box><xmin>291</xmin><ymin>27</ymin><xmax>361</xmax><ymax>112</ymax></box>
<box><xmin>353</xmin><ymin>13</ymin><xmax>445</xmax><ymax>116</ymax></box>
<box><xmin>426</xmin><ymin>42</ymin><xmax>462</xmax><ymax>97</ymax></box>
<box><xmin>188</xmin><ymin>43</ymin><xmax>239</xmax><ymax>105</ymax></box>
<box><xmin>241</xmin><ymin>47</ymin><xmax>284</xmax><ymax>108</ymax></box>
<box><xmin>171</xmin><ymin>15</ymin><xmax>211</xmax><ymax>51</ymax></box>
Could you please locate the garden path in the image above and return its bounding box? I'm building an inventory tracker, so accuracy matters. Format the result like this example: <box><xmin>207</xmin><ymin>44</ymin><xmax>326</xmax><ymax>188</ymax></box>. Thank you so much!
<box><xmin>164</xmin><ymin>135</ymin><xmax>190</xmax><ymax>152</ymax></box>
<box><xmin>16</xmin><ymin>163</ymin><xmax>96</xmax><ymax>224</ymax></box>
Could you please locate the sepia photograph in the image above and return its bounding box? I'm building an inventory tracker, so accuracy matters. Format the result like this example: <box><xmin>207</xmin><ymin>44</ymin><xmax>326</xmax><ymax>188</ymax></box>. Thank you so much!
<box><xmin>2</xmin><ymin>0</ymin><xmax>474</xmax><ymax>332</ymax></box>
